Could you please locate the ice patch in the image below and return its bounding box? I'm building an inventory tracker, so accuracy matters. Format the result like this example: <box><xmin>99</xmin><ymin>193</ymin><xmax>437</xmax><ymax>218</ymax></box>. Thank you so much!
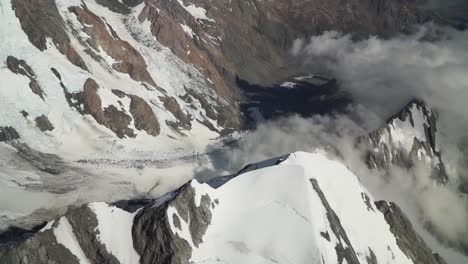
<box><xmin>176</xmin><ymin>0</ymin><xmax>215</xmax><ymax>22</ymax></box>
<box><xmin>40</xmin><ymin>220</ymin><xmax>55</xmax><ymax>232</ymax></box>
<box><xmin>180</xmin><ymin>23</ymin><xmax>195</xmax><ymax>37</ymax></box>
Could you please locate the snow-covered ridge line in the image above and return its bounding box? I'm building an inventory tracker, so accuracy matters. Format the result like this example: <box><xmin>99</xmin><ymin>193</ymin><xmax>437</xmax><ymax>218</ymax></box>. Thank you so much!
<box><xmin>0</xmin><ymin>151</ymin><xmax>445</xmax><ymax>264</ymax></box>
<box><xmin>365</xmin><ymin>99</ymin><xmax>448</xmax><ymax>183</ymax></box>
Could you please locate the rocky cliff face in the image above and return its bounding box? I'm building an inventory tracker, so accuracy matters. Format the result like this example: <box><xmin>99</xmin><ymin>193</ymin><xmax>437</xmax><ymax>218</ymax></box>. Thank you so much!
<box><xmin>0</xmin><ymin>152</ymin><xmax>447</xmax><ymax>264</ymax></box>
<box><xmin>357</xmin><ymin>100</ymin><xmax>468</xmax><ymax>261</ymax></box>
<box><xmin>139</xmin><ymin>0</ymin><xmax>429</xmax><ymax>86</ymax></box>
<box><xmin>0</xmin><ymin>4</ymin><xmax>454</xmax><ymax>172</ymax></box>
<box><xmin>0</xmin><ymin>0</ymin><xmax>432</xmax><ymax>161</ymax></box>
<box><xmin>1</xmin><ymin>0</ymin><xmax>246</xmax><ymax>162</ymax></box>
<box><xmin>362</xmin><ymin>100</ymin><xmax>448</xmax><ymax>184</ymax></box>
<box><xmin>0</xmin><ymin>2</ymin><xmax>459</xmax><ymax>263</ymax></box>
<box><xmin>376</xmin><ymin>201</ymin><xmax>447</xmax><ymax>264</ymax></box>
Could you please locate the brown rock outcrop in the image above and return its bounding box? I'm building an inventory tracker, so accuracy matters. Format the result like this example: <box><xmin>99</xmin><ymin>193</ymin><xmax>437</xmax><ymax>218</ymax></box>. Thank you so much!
<box><xmin>66</xmin><ymin>78</ymin><xmax>134</xmax><ymax>138</ymax></box>
<box><xmin>35</xmin><ymin>115</ymin><xmax>54</xmax><ymax>132</ymax></box>
<box><xmin>69</xmin><ymin>6</ymin><xmax>156</xmax><ymax>86</ymax></box>
<box><xmin>11</xmin><ymin>0</ymin><xmax>87</xmax><ymax>70</ymax></box>
<box><xmin>133</xmin><ymin>0</ymin><xmax>427</xmax><ymax>134</ymax></box>
<box><xmin>9</xmin><ymin>0</ymin><xmax>435</xmax><ymax>136</ymax></box>
<box><xmin>139</xmin><ymin>1</ymin><xmax>235</xmax><ymax>101</ymax></box>
<box><xmin>63</xmin><ymin>78</ymin><xmax>160</xmax><ymax>138</ymax></box>
<box><xmin>129</xmin><ymin>95</ymin><xmax>160</xmax><ymax>136</ymax></box>
<box><xmin>82</xmin><ymin>79</ymin><xmax>106</xmax><ymax>122</ymax></box>
<box><xmin>139</xmin><ymin>0</ymin><xmax>428</xmax><ymax>89</ymax></box>
<box><xmin>160</xmin><ymin>96</ymin><xmax>191</xmax><ymax>131</ymax></box>
<box><xmin>0</xmin><ymin>127</ymin><xmax>20</xmax><ymax>142</ymax></box>
<box><xmin>83</xmin><ymin>79</ymin><xmax>135</xmax><ymax>138</ymax></box>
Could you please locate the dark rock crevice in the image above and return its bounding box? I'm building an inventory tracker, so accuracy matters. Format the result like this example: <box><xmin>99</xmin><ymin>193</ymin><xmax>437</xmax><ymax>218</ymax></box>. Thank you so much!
<box><xmin>375</xmin><ymin>201</ymin><xmax>447</xmax><ymax>264</ymax></box>
<box><xmin>0</xmin><ymin>126</ymin><xmax>20</xmax><ymax>142</ymax></box>
<box><xmin>310</xmin><ymin>178</ymin><xmax>360</xmax><ymax>264</ymax></box>
<box><xmin>132</xmin><ymin>182</ymin><xmax>213</xmax><ymax>264</ymax></box>
<box><xmin>6</xmin><ymin>56</ymin><xmax>45</xmax><ymax>99</ymax></box>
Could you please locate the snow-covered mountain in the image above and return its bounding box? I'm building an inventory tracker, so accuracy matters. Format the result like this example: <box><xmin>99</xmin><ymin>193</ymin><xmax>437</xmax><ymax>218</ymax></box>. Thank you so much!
<box><xmin>363</xmin><ymin>100</ymin><xmax>448</xmax><ymax>184</ymax></box>
<box><xmin>1</xmin><ymin>0</ymin><xmax>243</xmax><ymax>162</ymax></box>
<box><xmin>0</xmin><ymin>0</ymin><xmax>435</xmax><ymax>233</ymax></box>
<box><xmin>0</xmin><ymin>0</ymin><xmax>432</xmax><ymax>161</ymax></box>
<box><xmin>360</xmin><ymin>100</ymin><xmax>468</xmax><ymax>259</ymax></box>
<box><xmin>0</xmin><ymin>151</ymin><xmax>447</xmax><ymax>264</ymax></box>
<box><xmin>1</xmin><ymin>0</ymin><xmax>466</xmax><ymax>263</ymax></box>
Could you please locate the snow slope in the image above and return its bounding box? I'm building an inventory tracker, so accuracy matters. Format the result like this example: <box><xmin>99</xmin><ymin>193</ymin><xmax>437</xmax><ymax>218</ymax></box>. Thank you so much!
<box><xmin>88</xmin><ymin>202</ymin><xmax>140</xmax><ymax>264</ymax></box>
<box><xmin>0</xmin><ymin>0</ymin><xmax>235</xmax><ymax>229</ymax></box>
<box><xmin>54</xmin><ymin>217</ymin><xmax>92</xmax><ymax>264</ymax></box>
<box><xmin>0</xmin><ymin>0</ymin><xmax>227</xmax><ymax>161</ymax></box>
<box><xmin>187</xmin><ymin>151</ymin><xmax>413</xmax><ymax>264</ymax></box>
<box><xmin>2</xmin><ymin>151</ymin><xmax>445</xmax><ymax>264</ymax></box>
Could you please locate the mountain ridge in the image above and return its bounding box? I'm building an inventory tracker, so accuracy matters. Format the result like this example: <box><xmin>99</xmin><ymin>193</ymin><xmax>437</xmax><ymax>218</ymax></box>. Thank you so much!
<box><xmin>0</xmin><ymin>151</ymin><xmax>448</xmax><ymax>264</ymax></box>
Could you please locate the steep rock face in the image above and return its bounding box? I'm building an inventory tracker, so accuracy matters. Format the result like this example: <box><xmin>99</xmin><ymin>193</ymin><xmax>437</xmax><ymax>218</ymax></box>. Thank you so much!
<box><xmin>254</xmin><ymin>0</ymin><xmax>426</xmax><ymax>36</ymax></box>
<box><xmin>138</xmin><ymin>0</ymin><xmax>235</xmax><ymax>100</ymax></box>
<box><xmin>128</xmin><ymin>94</ymin><xmax>160</xmax><ymax>137</ymax></box>
<box><xmin>0</xmin><ymin>0</ymin><xmax>440</xmax><ymax>160</ymax></box>
<box><xmin>69</xmin><ymin>5</ymin><xmax>156</xmax><ymax>86</ymax></box>
<box><xmin>159</xmin><ymin>96</ymin><xmax>192</xmax><ymax>131</ymax></box>
<box><xmin>62</xmin><ymin>78</ymin><xmax>160</xmax><ymax>138</ymax></box>
<box><xmin>0</xmin><ymin>152</ymin><xmax>446</xmax><ymax>264</ymax></box>
<box><xmin>79</xmin><ymin>78</ymin><xmax>135</xmax><ymax>138</ymax></box>
<box><xmin>376</xmin><ymin>201</ymin><xmax>447</xmax><ymax>264</ymax></box>
<box><xmin>363</xmin><ymin>100</ymin><xmax>448</xmax><ymax>183</ymax></box>
<box><xmin>11</xmin><ymin>0</ymin><xmax>87</xmax><ymax>70</ymax></box>
<box><xmin>0</xmin><ymin>127</ymin><xmax>20</xmax><ymax>142</ymax></box>
<box><xmin>0</xmin><ymin>0</ymin><xmax>436</xmax><ymax>160</ymax></box>
<box><xmin>358</xmin><ymin>100</ymin><xmax>468</xmax><ymax>257</ymax></box>
<box><xmin>132</xmin><ymin>183</ymin><xmax>212</xmax><ymax>264</ymax></box>
<box><xmin>1</xmin><ymin>0</ymin><xmax>244</xmax><ymax>157</ymax></box>
<box><xmin>138</xmin><ymin>0</ymin><xmax>428</xmax><ymax>89</ymax></box>
<box><xmin>111</xmin><ymin>90</ymin><xmax>161</xmax><ymax>137</ymax></box>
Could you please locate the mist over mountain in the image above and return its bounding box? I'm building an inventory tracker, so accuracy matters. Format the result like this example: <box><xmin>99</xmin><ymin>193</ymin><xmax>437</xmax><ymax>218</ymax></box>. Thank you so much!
<box><xmin>0</xmin><ymin>0</ymin><xmax>467</xmax><ymax>263</ymax></box>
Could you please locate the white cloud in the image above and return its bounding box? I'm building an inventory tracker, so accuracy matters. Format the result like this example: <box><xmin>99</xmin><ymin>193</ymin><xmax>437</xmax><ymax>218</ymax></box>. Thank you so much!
<box><xmin>293</xmin><ymin>24</ymin><xmax>468</xmax><ymax>176</ymax></box>
<box><xmin>198</xmin><ymin>25</ymin><xmax>468</xmax><ymax>262</ymax></box>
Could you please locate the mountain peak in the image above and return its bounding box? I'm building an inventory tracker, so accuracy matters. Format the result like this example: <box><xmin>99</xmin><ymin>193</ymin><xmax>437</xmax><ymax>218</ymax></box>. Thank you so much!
<box><xmin>0</xmin><ymin>151</ymin><xmax>446</xmax><ymax>264</ymax></box>
<box><xmin>365</xmin><ymin>99</ymin><xmax>448</xmax><ymax>184</ymax></box>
